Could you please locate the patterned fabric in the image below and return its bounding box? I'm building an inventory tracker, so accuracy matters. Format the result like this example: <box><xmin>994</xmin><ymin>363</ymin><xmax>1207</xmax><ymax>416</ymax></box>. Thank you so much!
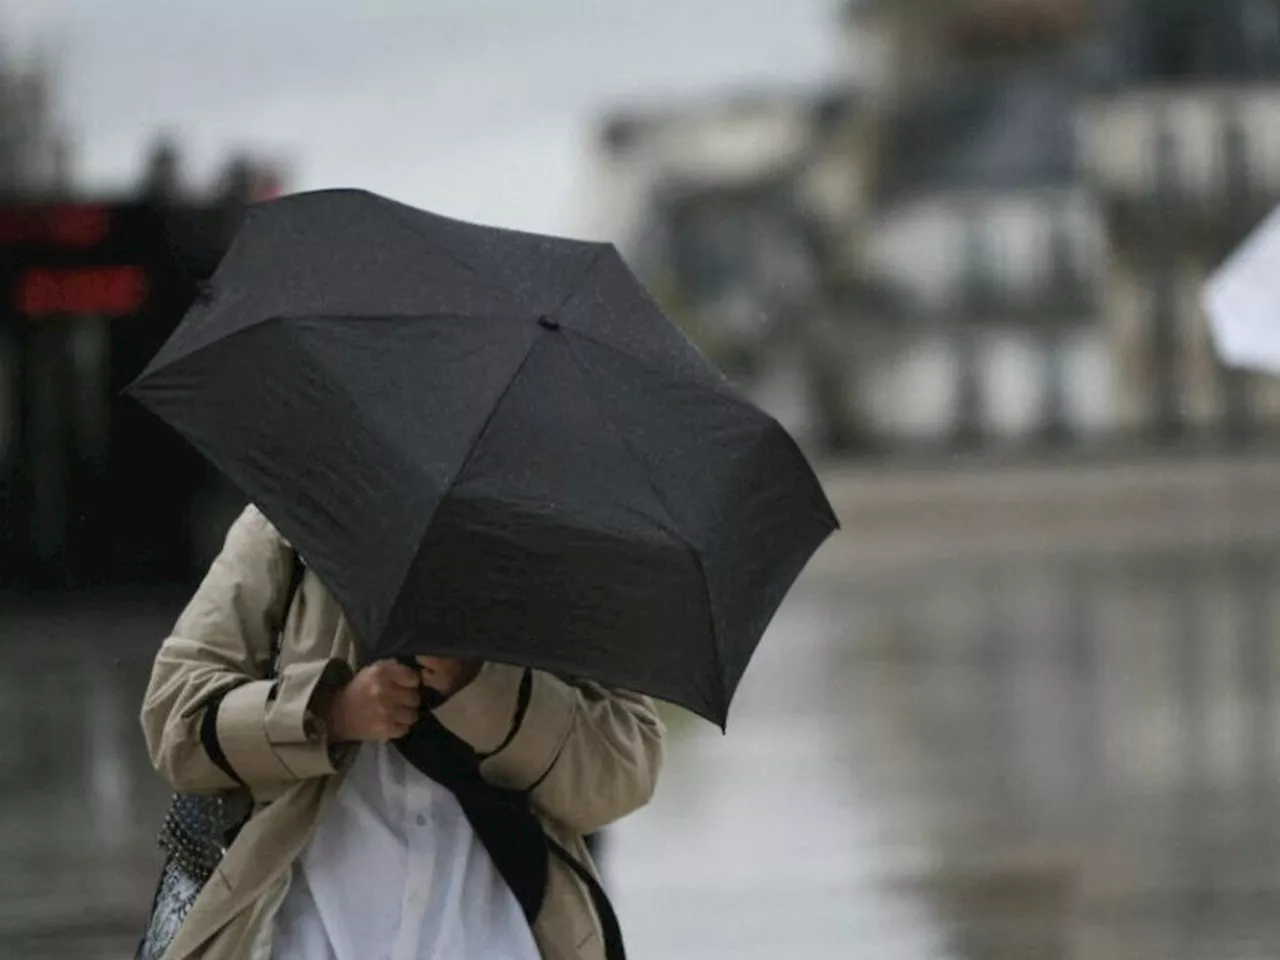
<box><xmin>136</xmin><ymin>780</ymin><xmax>258</xmax><ymax>960</ymax></box>
<box><xmin>160</xmin><ymin>791</ymin><xmax>256</xmax><ymax>882</ymax></box>
<box><xmin>136</xmin><ymin>857</ymin><xmax>206</xmax><ymax>960</ymax></box>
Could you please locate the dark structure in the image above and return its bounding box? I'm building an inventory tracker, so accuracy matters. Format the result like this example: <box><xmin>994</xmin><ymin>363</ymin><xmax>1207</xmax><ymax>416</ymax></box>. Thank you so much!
<box><xmin>0</xmin><ymin>195</ymin><xmax>251</xmax><ymax>586</ymax></box>
<box><xmin>1114</xmin><ymin>0</ymin><xmax>1280</xmax><ymax>83</ymax></box>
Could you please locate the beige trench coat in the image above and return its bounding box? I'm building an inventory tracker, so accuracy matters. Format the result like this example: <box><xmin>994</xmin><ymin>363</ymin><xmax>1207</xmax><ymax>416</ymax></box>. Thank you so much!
<box><xmin>141</xmin><ymin>505</ymin><xmax>665</xmax><ymax>960</ymax></box>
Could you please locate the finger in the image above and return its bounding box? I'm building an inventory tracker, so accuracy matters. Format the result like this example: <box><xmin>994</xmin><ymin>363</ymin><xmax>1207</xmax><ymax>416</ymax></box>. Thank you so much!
<box><xmin>391</xmin><ymin>705</ymin><xmax>419</xmax><ymax>727</ymax></box>
<box><xmin>391</xmin><ymin>708</ymin><xmax>418</xmax><ymax>735</ymax></box>
<box><xmin>377</xmin><ymin>722</ymin><xmax>410</xmax><ymax>741</ymax></box>
<box><xmin>375</xmin><ymin>703</ymin><xmax>416</xmax><ymax>730</ymax></box>
<box><xmin>387</xmin><ymin>684</ymin><xmax>422</xmax><ymax>708</ymax></box>
<box><xmin>384</xmin><ymin>663</ymin><xmax>422</xmax><ymax>689</ymax></box>
<box><xmin>420</xmin><ymin>670</ymin><xmax>455</xmax><ymax>693</ymax></box>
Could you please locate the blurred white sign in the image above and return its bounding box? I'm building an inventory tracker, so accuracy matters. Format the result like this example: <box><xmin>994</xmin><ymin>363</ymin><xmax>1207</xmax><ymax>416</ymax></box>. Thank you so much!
<box><xmin>1204</xmin><ymin>205</ymin><xmax>1280</xmax><ymax>375</ymax></box>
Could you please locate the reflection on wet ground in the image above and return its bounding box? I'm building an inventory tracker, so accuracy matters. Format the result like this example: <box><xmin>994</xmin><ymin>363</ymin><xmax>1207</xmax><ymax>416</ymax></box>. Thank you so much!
<box><xmin>8</xmin><ymin>540</ymin><xmax>1280</xmax><ymax>957</ymax></box>
<box><xmin>0</xmin><ymin>591</ymin><xmax>182</xmax><ymax>958</ymax></box>
<box><xmin>611</xmin><ymin>544</ymin><xmax>1280</xmax><ymax>960</ymax></box>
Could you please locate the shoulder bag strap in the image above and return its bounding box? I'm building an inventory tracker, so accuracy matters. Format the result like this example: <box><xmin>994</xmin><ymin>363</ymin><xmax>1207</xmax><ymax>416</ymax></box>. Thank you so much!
<box><xmin>546</xmin><ymin>838</ymin><xmax>626</xmax><ymax>960</ymax></box>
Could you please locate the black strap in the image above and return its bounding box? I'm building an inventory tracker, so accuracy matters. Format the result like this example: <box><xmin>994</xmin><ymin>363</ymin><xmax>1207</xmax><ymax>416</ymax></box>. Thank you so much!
<box><xmin>396</xmin><ymin>711</ymin><xmax>626</xmax><ymax>959</ymax></box>
<box><xmin>199</xmin><ymin>687</ymin><xmax>245</xmax><ymax>787</ymax></box>
<box><xmin>481</xmin><ymin>667</ymin><xmax>532</xmax><ymax>760</ymax></box>
<box><xmin>548</xmin><ymin>839</ymin><xmax>626</xmax><ymax>960</ymax></box>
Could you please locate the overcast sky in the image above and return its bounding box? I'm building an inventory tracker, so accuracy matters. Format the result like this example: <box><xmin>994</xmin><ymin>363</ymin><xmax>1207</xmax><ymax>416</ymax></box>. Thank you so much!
<box><xmin>0</xmin><ymin>0</ymin><xmax>844</xmax><ymax>236</ymax></box>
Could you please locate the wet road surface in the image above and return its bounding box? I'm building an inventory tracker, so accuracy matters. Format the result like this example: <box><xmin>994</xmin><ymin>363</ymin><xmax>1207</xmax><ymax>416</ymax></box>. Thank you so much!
<box><xmin>611</xmin><ymin>543</ymin><xmax>1280</xmax><ymax>959</ymax></box>
<box><xmin>0</xmin><ymin>592</ymin><xmax>180</xmax><ymax>958</ymax></box>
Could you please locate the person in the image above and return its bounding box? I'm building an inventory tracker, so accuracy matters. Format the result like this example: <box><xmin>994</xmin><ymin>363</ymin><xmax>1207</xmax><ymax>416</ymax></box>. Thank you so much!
<box><xmin>141</xmin><ymin>504</ymin><xmax>665</xmax><ymax>960</ymax></box>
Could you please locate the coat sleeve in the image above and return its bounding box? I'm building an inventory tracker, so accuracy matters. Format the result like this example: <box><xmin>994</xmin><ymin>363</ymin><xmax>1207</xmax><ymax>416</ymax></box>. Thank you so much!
<box><xmin>433</xmin><ymin>663</ymin><xmax>665</xmax><ymax>835</ymax></box>
<box><xmin>140</xmin><ymin>505</ymin><xmax>352</xmax><ymax>797</ymax></box>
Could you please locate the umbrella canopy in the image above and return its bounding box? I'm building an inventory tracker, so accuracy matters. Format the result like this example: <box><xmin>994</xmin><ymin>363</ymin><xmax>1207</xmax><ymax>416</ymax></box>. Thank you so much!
<box><xmin>1204</xmin><ymin>204</ymin><xmax>1280</xmax><ymax>376</ymax></box>
<box><xmin>127</xmin><ymin>188</ymin><xmax>838</xmax><ymax>726</ymax></box>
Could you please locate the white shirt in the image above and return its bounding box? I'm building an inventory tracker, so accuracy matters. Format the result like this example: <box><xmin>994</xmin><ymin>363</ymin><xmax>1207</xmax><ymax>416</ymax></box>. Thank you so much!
<box><xmin>271</xmin><ymin>741</ymin><xmax>541</xmax><ymax>960</ymax></box>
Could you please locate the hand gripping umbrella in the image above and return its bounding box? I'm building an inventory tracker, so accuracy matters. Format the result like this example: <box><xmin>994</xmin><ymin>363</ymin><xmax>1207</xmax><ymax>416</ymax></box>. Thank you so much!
<box><xmin>127</xmin><ymin>189</ymin><xmax>838</xmax><ymax>726</ymax></box>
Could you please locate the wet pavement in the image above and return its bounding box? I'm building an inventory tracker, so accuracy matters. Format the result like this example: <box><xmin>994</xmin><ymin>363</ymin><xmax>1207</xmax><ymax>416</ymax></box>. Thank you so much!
<box><xmin>0</xmin><ymin>592</ymin><xmax>180</xmax><ymax>959</ymax></box>
<box><xmin>608</xmin><ymin>457</ymin><xmax>1280</xmax><ymax>960</ymax></box>
<box><xmin>8</xmin><ymin>459</ymin><xmax>1280</xmax><ymax>958</ymax></box>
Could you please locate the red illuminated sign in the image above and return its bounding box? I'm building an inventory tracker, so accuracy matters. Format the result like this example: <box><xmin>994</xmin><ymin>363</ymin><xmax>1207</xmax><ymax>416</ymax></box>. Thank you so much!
<box><xmin>0</xmin><ymin>205</ymin><xmax>112</xmax><ymax>248</ymax></box>
<box><xmin>18</xmin><ymin>266</ymin><xmax>150</xmax><ymax>318</ymax></box>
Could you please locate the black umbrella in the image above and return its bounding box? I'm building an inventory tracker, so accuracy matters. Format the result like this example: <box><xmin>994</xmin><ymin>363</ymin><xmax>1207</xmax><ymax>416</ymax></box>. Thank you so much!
<box><xmin>127</xmin><ymin>189</ymin><xmax>837</xmax><ymax>726</ymax></box>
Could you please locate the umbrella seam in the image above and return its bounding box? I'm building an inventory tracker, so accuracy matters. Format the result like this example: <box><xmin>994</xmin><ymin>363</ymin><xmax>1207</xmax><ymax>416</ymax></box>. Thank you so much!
<box><xmin>545</xmin><ymin>246</ymin><xmax>745</xmax><ymax>409</ymax></box>
<box><xmin>274</xmin><ymin>318</ymin><xmax>441</xmax><ymax>637</ymax></box>
<box><xmin>565</xmin><ymin>327</ymin><xmax>836</xmax><ymax>532</ymax></box>
<box><xmin>380</xmin><ymin>330</ymin><xmax>544</xmax><ymax>644</ymax></box>
<box><xmin>546</xmin><ymin>246</ymin><xmax>609</xmax><ymax>318</ymax></box>
<box><xmin>379</xmin><ymin>199</ymin><xmax>492</xmax><ymax>287</ymax></box>
<box><xmin>436</xmin><ymin>331</ymin><xmax>543</xmax><ymax>506</ymax></box>
<box><xmin>556</xmin><ymin>325</ymin><xmax>757</xmax><ymax>416</ymax></box>
<box><xmin>560</xmin><ymin>335</ymin><xmax>729</xmax><ymax>720</ymax></box>
<box><xmin>130</xmin><ymin>313</ymin><xmax>536</xmax><ymax>396</ymax></box>
<box><xmin>385</xmin><ymin>198</ymin><xmax>609</xmax><ymax>315</ymax></box>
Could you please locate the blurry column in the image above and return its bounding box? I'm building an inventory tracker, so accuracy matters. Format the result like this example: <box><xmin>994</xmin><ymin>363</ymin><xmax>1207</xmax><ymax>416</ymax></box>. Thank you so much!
<box><xmin>1216</xmin><ymin>106</ymin><xmax>1255</xmax><ymax>445</ymax></box>
<box><xmin>953</xmin><ymin>208</ymin><xmax>989</xmax><ymax>450</ymax></box>
<box><xmin>1169</xmin><ymin>553</ymin><xmax>1211</xmax><ymax>957</ymax></box>
<box><xmin>1039</xmin><ymin>218</ymin><xmax>1077</xmax><ymax>447</ymax></box>
<box><xmin>1232</xmin><ymin>547</ymin><xmax>1274</xmax><ymax>840</ymax></box>
<box><xmin>140</xmin><ymin>136</ymin><xmax>181</xmax><ymax>204</ymax></box>
<box><xmin>0</xmin><ymin>325</ymin><xmax>17</xmax><ymax>535</ymax></box>
<box><xmin>1063</xmin><ymin>557</ymin><xmax>1106</xmax><ymax>823</ymax></box>
<box><xmin>65</xmin><ymin>312</ymin><xmax>111</xmax><ymax>571</ymax></box>
<box><xmin>26</xmin><ymin>320</ymin><xmax>69</xmax><ymax>568</ymax></box>
<box><xmin>970</xmin><ymin>562</ymin><xmax>1022</xmax><ymax>834</ymax></box>
<box><xmin>1148</xmin><ymin>114</ymin><xmax>1184</xmax><ymax>443</ymax></box>
<box><xmin>85</xmin><ymin>650</ymin><xmax>133</xmax><ymax>850</ymax></box>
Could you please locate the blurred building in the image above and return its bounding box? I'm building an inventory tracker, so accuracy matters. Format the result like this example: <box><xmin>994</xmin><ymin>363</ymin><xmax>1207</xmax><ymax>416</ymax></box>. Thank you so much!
<box><xmin>1079</xmin><ymin>0</ymin><xmax>1280</xmax><ymax>438</ymax></box>
<box><xmin>837</xmin><ymin>0</ymin><xmax>1107</xmax><ymax>451</ymax></box>
<box><xmin>592</xmin><ymin>91</ymin><xmax>854</xmax><ymax>442</ymax></box>
<box><xmin>0</xmin><ymin>130</ymin><xmax>290</xmax><ymax>586</ymax></box>
<box><xmin>594</xmin><ymin>0</ymin><xmax>1280</xmax><ymax>455</ymax></box>
<box><xmin>595</xmin><ymin>0</ymin><xmax>1108</xmax><ymax>451</ymax></box>
<box><xmin>0</xmin><ymin>45</ymin><xmax>70</xmax><ymax>194</ymax></box>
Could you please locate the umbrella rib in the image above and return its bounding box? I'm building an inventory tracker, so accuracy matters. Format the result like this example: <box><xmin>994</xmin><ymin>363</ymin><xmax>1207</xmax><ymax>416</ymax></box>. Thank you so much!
<box><xmin>547</xmin><ymin>246</ymin><xmax>609</xmax><ymax>317</ymax></box>
<box><xmin>558</xmin><ymin>325</ymin><xmax>758</xmax><ymax>415</ymax></box>
<box><xmin>560</xmin><ymin>336</ymin><xmax>729</xmax><ymax>719</ymax></box>
<box><xmin>384</xmin><ymin>201</ymin><xmax>608</xmax><ymax>313</ymax></box>
<box><xmin>442</xmin><ymin>333</ymin><xmax>543</xmax><ymax>500</ymax></box>
<box><xmin>379</xmin><ymin>200</ymin><xmax>495</xmax><ymax>290</ymax></box>
<box><xmin>380</xmin><ymin>330</ymin><xmax>544</xmax><ymax>639</ymax></box>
